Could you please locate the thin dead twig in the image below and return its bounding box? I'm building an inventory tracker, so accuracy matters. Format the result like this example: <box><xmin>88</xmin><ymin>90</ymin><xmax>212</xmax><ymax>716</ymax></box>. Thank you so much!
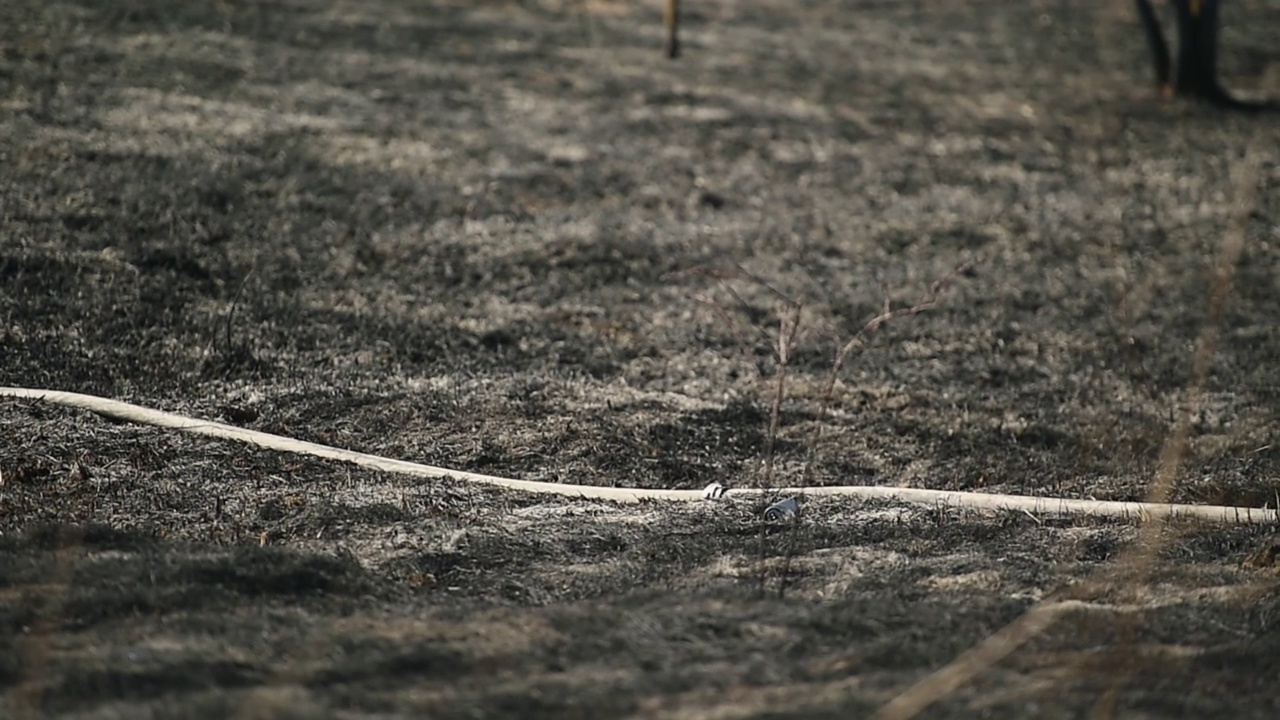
<box><xmin>829</xmin><ymin>259</ymin><xmax>978</xmax><ymax>387</ymax></box>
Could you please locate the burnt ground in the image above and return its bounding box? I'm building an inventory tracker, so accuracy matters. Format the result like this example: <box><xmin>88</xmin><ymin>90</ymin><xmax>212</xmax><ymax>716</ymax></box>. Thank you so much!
<box><xmin>2</xmin><ymin>0</ymin><xmax>1280</xmax><ymax>717</ymax></box>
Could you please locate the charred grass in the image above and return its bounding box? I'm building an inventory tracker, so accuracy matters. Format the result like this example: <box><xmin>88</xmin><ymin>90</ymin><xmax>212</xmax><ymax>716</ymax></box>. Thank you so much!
<box><xmin>3</xmin><ymin>0</ymin><xmax>1280</xmax><ymax>717</ymax></box>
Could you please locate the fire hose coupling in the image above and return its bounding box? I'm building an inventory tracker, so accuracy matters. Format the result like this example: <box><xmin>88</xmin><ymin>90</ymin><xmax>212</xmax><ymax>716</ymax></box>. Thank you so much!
<box><xmin>703</xmin><ymin>484</ymin><xmax>800</xmax><ymax>521</ymax></box>
<box><xmin>764</xmin><ymin>496</ymin><xmax>800</xmax><ymax>522</ymax></box>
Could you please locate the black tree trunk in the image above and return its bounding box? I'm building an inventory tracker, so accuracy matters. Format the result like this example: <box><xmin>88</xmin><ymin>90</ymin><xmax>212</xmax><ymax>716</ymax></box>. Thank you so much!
<box><xmin>1134</xmin><ymin>0</ymin><xmax>1273</xmax><ymax>110</ymax></box>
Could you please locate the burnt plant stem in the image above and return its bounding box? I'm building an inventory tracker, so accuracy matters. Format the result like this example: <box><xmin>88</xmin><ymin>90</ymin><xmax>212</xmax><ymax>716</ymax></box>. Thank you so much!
<box><xmin>224</xmin><ymin>270</ymin><xmax>252</xmax><ymax>358</ymax></box>
<box><xmin>760</xmin><ymin>304</ymin><xmax>802</xmax><ymax>488</ymax></box>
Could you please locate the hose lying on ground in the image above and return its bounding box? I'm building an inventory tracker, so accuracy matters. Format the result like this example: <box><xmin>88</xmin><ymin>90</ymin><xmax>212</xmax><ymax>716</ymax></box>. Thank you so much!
<box><xmin>2</xmin><ymin>387</ymin><xmax>1274</xmax><ymax>524</ymax></box>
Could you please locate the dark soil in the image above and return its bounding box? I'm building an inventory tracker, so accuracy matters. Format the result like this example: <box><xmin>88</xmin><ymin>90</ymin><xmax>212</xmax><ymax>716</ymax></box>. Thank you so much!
<box><xmin>3</xmin><ymin>0</ymin><xmax>1280</xmax><ymax>717</ymax></box>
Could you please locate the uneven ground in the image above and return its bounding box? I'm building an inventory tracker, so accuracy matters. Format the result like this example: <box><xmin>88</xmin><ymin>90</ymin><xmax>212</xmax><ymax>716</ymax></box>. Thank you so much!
<box><xmin>3</xmin><ymin>0</ymin><xmax>1280</xmax><ymax>717</ymax></box>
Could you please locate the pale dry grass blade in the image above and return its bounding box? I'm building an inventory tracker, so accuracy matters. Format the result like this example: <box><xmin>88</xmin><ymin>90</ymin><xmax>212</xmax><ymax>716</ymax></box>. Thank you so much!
<box><xmin>865</xmin><ymin>145</ymin><xmax>1268</xmax><ymax>720</ymax></box>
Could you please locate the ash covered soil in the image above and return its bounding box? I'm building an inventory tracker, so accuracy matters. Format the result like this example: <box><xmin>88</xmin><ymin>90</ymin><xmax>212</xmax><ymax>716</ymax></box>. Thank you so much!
<box><xmin>3</xmin><ymin>0</ymin><xmax>1280</xmax><ymax>717</ymax></box>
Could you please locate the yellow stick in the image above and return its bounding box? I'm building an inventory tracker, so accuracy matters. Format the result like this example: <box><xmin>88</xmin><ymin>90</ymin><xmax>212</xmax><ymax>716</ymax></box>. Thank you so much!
<box><xmin>664</xmin><ymin>0</ymin><xmax>680</xmax><ymax>58</ymax></box>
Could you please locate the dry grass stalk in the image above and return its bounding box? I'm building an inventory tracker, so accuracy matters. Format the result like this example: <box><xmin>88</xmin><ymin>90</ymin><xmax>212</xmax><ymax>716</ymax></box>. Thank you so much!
<box><xmin>867</xmin><ymin>148</ymin><xmax>1266</xmax><ymax>720</ymax></box>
